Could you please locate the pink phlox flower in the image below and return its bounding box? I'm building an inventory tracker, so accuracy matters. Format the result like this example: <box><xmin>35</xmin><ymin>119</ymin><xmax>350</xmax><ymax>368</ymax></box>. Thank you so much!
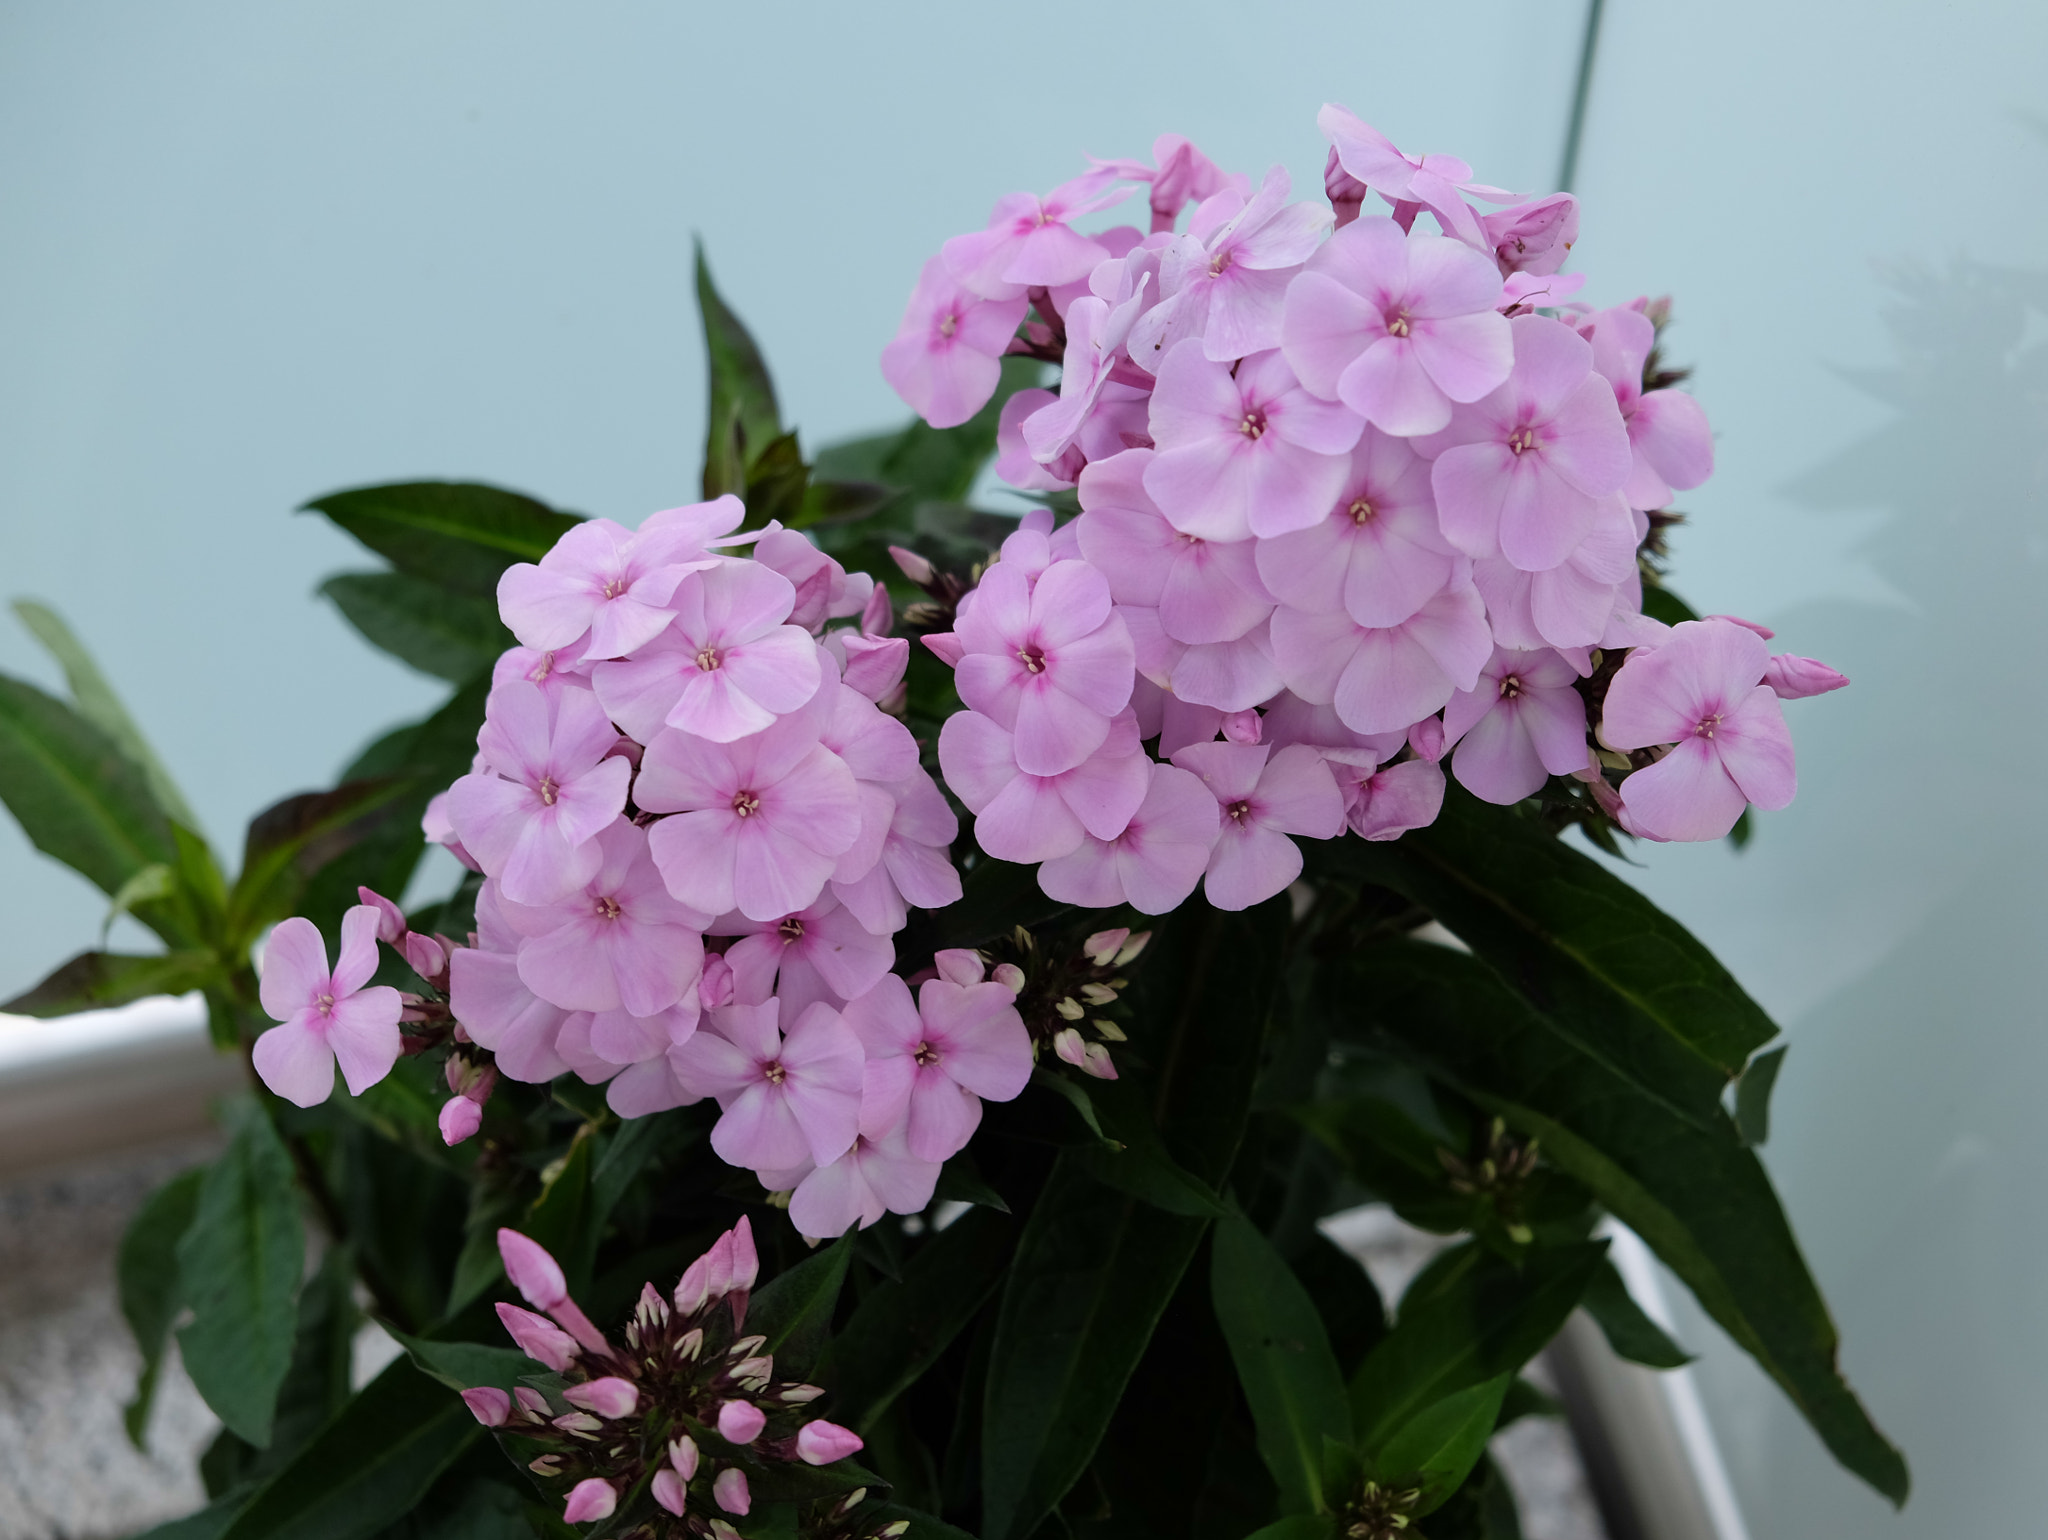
<box><xmin>995</xmin><ymin>388</ymin><xmax>1081</xmax><ymax>489</ymax></box>
<box><xmin>1126</xmin><ymin>608</ymin><xmax>1285</xmax><ymax>714</ymax></box>
<box><xmin>580</xmin><ymin>999</ymin><xmax>698</xmax><ymax>1067</ymax></box>
<box><xmin>938</xmin><ymin>706</ymin><xmax>1150</xmax><ymax>864</ymax></box>
<box><xmin>1095</xmin><ymin>133</ymin><xmax>1247</xmax><ymax>232</ymax></box>
<box><xmin>1143</xmin><ymin>345</ymin><xmax>1362</xmax><ymax>540</ymax></box>
<box><xmin>846</xmin><ymin>970</ymin><xmax>1031</xmax><ymax>1162</ymax></box>
<box><xmin>1420</xmin><ymin>314</ymin><xmax>1634</xmax><ymax>572</ymax></box>
<box><xmin>941</xmin><ymin>169</ymin><xmax>1134</xmax><ymax>301</ymax></box>
<box><xmin>635</xmin><ymin>494</ymin><xmax>749</xmax><ymax>551</ymax></box>
<box><xmin>1765</xmin><ymin>654</ymin><xmax>1849</xmax><ymax>699</ymax></box>
<box><xmin>1128</xmin><ymin>165</ymin><xmax>1333</xmax><ymax>366</ymax></box>
<box><xmin>499</xmin><ymin>820</ymin><xmax>709</xmax><ymax>1018</ymax></box>
<box><xmin>752</xmin><ymin>527</ymin><xmax>873</xmax><ymax>633</ymax></box>
<box><xmin>783</xmin><ymin>1126</ymin><xmax>943</xmax><ymax>1241</ymax></box>
<box><xmin>422</xmin><ymin>789</ymin><xmax>481</xmax><ymax>872</ymax></box>
<box><xmin>1270</xmin><ymin>575</ymin><xmax>1492</xmax><ymax>736</ymax></box>
<box><xmin>1254</xmin><ymin>427</ymin><xmax>1459</xmax><ymax>628</ymax></box>
<box><xmin>638</xmin><ymin>701</ymin><xmax>863</xmax><ymax>922</ymax></box>
<box><xmin>1259</xmin><ymin>689</ymin><xmax>1408</xmax><ymax>764</ymax></box>
<box><xmin>832</xmin><ymin>771</ymin><xmax>963</xmax><ymax>935</ymax></box>
<box><xmin>672</xmin><ymin>997</ymin><xmax>865</xmax><ymax>1170</ymax></box>
<box><xmin>1041</xmin><ymin>225</ymin><xmax>1145</xmax><ymax>322</ymax></box>
<box><xmin>553</xmin><ymin>1012</ymin><xmax>627</xmax><ymax>1086</ymax></box>
<box><xmin>448</xmin><ymin>681</ymin><xmax>631</xmax><ymax>904</ymax></box>
<box><xmin>1170</xmin><ymin>742</ymin><xmax>1345</xmax><ymax>911</ymax></box>
<box><xmin>355</xmin><ymin>885</ymin><xmax>406</xmax><ymax>944</ymax></box>
<box><xmin>1471</xmin><ymin>497</ymin><xmax>1639</xmax><ymax>650</ymax></box>
<box><xmin>1280</xmin><ymin>216</ymin><xmax>1511</xmax><ymax>439</ymax></box>
<box><xmin>1481</xmin><ymin>193</ymin><xmax>1580</xmax><ymax>277</ymax></box>
<box><xmin>714</xmin><ymin>893</ymin><xmax>896</xmax><ymax>1020</ymax></box>
<box><xmin>1442</xmin><ymin>647</ymin><xmax>1591</xmax><ymax>804</ymax></box>
<box><xmin>1022</xmin><ymin>273</ymin><xmax>1154</xmax><ymax>468</ymax></box>
<box><xmin>1349</xmin><ymin>757</ymin><xmax>1447</xmax><ymax>840</ymax></box>
<box><xmin>496</xmin><ymin>515</ymin><xmax>717</xmax><ymax>660</ymax></box>
<box><xmin>449</xmin><ymin>881</ymin><xmax>571</xmax><ymax>1083</ymax></box>
<box><xmin>491</xmin><ymin>638</ymin><xmax>591</xmax><ymax>704</ymax></box>
<box><xmin>252</xmin><ymin>906</ymin><xmax>403</xmax><ymax>1107</ymax></box>
<box><xmin>1038</xmin><ymin>759</ymin><xmax>1222</xmax><ymax>915</ymax></box>
<box><xmin>1316</xmin><ymin>105</ymin><xmax>1523</xmax><ymax>249</ymax></box>
<box><xmin>606</xmin><ymin>1051</ymin><xmax>699</xmax><ymax>1119</ymax></box>
<box><xmin>1602</xmin><ymin>619</ymin><xmax>1796</xmax><ymax>841</ymax></box>
<box><xmin>882</xmin><ymin>256</ymin><xmax>1031</xmax><ymax>429</ymax></box>
<box><xmin>592</xmin><ymin>561</ymin><xmax>822</xmax><ymax>744</ymax></box>
<box><xmin>952</xmin><ymin>553</ymin><xmax>1135</xmax><ymax>776</ymax></box>
<box><xmin>1075</xmin><ymin>450</ymin><xmax>1273</xmax><ymax>646</ymax></box>
<box><xmin>1574</xmin><ymin>304</ymin><xmax>1714</xmax><ymax>510</ymax></box>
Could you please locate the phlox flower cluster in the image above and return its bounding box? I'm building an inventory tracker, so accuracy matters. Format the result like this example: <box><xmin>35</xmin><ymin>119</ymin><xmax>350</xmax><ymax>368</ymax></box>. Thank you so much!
<box><xmin>885</xmin><ymin>107</ymin><xmax>1846</xmax><ymax>898</ymax></box>
<box><xmin>462</xmin><ymin>1222</ymin><xmax>889</xmax><ymax>1539</ymax></box>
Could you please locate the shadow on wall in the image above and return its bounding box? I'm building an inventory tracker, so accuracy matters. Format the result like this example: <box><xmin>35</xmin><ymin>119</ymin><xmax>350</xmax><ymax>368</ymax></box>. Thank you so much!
<box><xmin>1705</xmin><ymin>255</ymin><xmax>2048</xmax><ymax>1537</ymax></box>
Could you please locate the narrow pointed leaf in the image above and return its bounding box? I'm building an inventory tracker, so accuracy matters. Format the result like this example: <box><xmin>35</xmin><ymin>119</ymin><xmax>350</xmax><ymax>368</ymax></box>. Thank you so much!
<box><xmin>1734</xmin><ymin>1044</ymin><xmax>1788</xmax><ymax>1147</ymax></box>
<box><xmin>1580</xmin><ymin>1259</ymin><xmax>1693</xmax><ymax>1369</ymax></box>
<box><xmin>747</xmin><ymin>1235</ymin><xmax>852</xmax><ymax>1378</ymax></box>
<box><xmin>229</xmin><ymin>778</ymin><xmax>412</xmax><ymax>941</ymax></box>
<box><xmin>696</xmin><ymin>241</ymin><xmax>784</xmax><ymax>501</ymax></box>
<box><xmin>119</xmin><ymin>1166</ymin><xmax>206</xmax><ymax>1448</ymax></box>
<box><xmin>1369</xmin><ymin>1374</ymin><xmax>1511</xmax><ymax>1514</ymax></box>
<box><xmin>2</xmin><ymin>947</ymin><xmax>219</xmax><ymax>1016</ymax></box>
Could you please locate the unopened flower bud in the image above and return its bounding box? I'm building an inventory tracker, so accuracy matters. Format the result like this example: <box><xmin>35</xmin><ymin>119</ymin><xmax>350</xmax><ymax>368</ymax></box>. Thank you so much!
<box><xmin>495</xmin><ymin>1303</ymin><xmax>577</xmax><ymax>1372</ymax></box>
<box><xmin>670</xmin><ymin>1435</ymin><xmax>701</xmax><ymax>1480</ymax></box>
<box><xmin>888</xmin><ymin>545</ymin><xmax>935</xmax><ymax>585</ymax></box>
<box><xmin>403</xmin><ymin>931</ymin><xmax>447</xmax><ymax>979</ymax></box>
<box><xmin>730</xmin><ymin>1355</ymin><xmax>773</xmax><ymax>1387</ymax></box>
<box><xmin>780</xmin><ymin>1383</ymin><xmax>824</xmax><ymax>1403</ymax></box>
<box><xmin>529</xmin><ymin>1455</ymin><xmax>564</xmax><ymax>1477</ymax></box>
<box><xmin>1091</xmin><ymin>1020</ymin><xmax>1126</xmax><ymax>1042</ymax></box>
<box><xmin>991</xmin><ymin>962</ymin><xmax>1025</xmax><ymax>994</ymax></box>
<box><xmin>652</xmin><ymin>1468</ymin><xmax>689</xmax><ymax>1517</ymax></box>
<box><xmin>698</xmin><ymin>952</ymin><xmax>736</xmax><ymax>1011</ymax></box>
<box><xmin>796</xmin><ymin>1419</ymin><xmax>865</xmax><ymax>1466</ymax></box>
<box><xmin>1053</xmin><ymin>1028</ymin><xmax>1087</xmax><ymax>1067</ymax></box>
<box><xmin>563</xmin><ymin>1376</ymin><xmax>639</xmax><ymax>1420</ymax></box>
<box><xmin>438</xmin><ymin>1095</ymin><xmax>483</xmax><ymax>1147</ymax></box>
<box><xmin>878</xmin><ymin>1523</ymin><xmax>911</xmax><ymax>1538</ymax></box>
<box><xmin>933</xmin><ymin>948</ymin><xmax>987</xmax><ymax>986</ymax></box>
<box><xmin>1221</xmin><ymin>709</ymin><xmax>1263</xmax><ymax>745</ymax></box>
<box><xmin>460</xmin><ymin>1386</ymin><xmax>510</xmax><ymax>1426</ymax></box>
<box><xmin>713</xmin><ymin>1467</ymin><xmax>752</xmax><ymax>1516</ymax></box>
<box><xmin>1113</xmin><ymin>932</ymin><xmax>1151</xmax><ymax>966</ymax></box>
<box><xmin>1407</xmin><ymin>715</ymin><xmax>1446</xmax><ymax>764</ymax></box>
<box><xmin>1763</xmin><ymin>653</ymin><xmax>1848</xmax><ymax>700</ymax></box>
<box><xmin>1082</xmin><ymin>928</ymin><xmax>1130</xmax><ymax>966</ymax></box>
<box><xmin>718</xmin><ymin>1399</ymin><xmax>767</xmax><ymax>1444</ymax></box>
<box><xmin>497</xmin><ymin>1229</ymin><xmax>567</xmax><ymax>1311</ymax></box>
<box><xmin>1324</xmin><ymin>145</ymin><xmax>1368</xmax><ymax>227</ymax></box>
<box><xmin>562</xmin><ymin>1477</ymin><xmax>618</xmax><ymax>1524</ymax></box>
<box><xmin>356</xmin><ymin>887</ymin><xmax>407</xmax><ymax>943</ymax></box>
<box><xmin>552</xmin><ymin>1411</ymin><xmax>604</xmax><ymax>1434</ymax></box>
<box><xmin>1054</xmin><ymin>997</ymin><xmax>1085</xmax><ymax>1021</ymax></box>
<box><xmin>1080</xmin><ymin>983</ymin><xmax>1117</xmax><ymax>1006</ymax></box>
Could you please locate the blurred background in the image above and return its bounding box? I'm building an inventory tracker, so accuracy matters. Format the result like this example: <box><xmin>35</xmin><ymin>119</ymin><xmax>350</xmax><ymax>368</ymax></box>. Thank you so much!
<box><xmin>2</xmin><ymin>2</ymin><xmax>2044</xmax><ymax>1535</ymax></box>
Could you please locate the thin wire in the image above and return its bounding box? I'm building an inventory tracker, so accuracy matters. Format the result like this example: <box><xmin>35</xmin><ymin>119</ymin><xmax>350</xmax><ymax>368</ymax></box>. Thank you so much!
<box><xmin>1557</xmin><ymin>0</ymin><xmax>1608</xmax><ymax>193</ymax></box>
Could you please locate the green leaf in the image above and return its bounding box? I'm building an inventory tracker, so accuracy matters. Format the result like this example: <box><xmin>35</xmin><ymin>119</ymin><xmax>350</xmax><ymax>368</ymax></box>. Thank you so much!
<box><xmin>1211</xmin><ymin>1211</ymin><xmax>1353</xmax><ymax>1513</ymax></box>
<box><xmin>119</xmin><ymin>1166</ymin><xmax>206</xmax><ymax>1448</ymax></box>
<box><xmin>12</xmin><ymin>598</ymin><xmax>202</xmax><ymax>828</ymax></box>
<box><xmin>303</xmin><ymin>482</ymin><xmax>581</xmax><ymax>599</ymax></box>
<box><xmin>696</xmin><ymin>240</ymin><xmax>785</xmax><ymax>501</ymax></box>
<box><xmin>812</xmin><ymin>355</ymin><xmax>1041</xmax><ymax>508</ymax></box>
<box><xmin>1241</xmin><ymin>1517</ymin><xmax>1338</xmax><ymax>1540</ymax></box>
<box><xmin>1580</xmin><ymin>1259</ymin><xmax>1692</xmax><ymax>1369</ymax></box>
<box><xmin>746</xmin><ymin>1236</ymin><xmax>851</xmax><ymax>1379</ymax></box>
<box><xmin>2</xmin><ymin>947</ymin><xmax>219</xmax><ymax>1016</ymax></box>
<box><xmin>861</xmin><ymin>1504</ymin><xmax>983</xmax><ymax>1540</ymax></box>
<box><xmin>228</xmin><ymin>779</ymin><xmax>413</xmax><ymax>942</ymax></box>
<box><xmin>823</xmin><ymin>1205</ymin><xmax>1014</xmax><ymax>1432</ymax></box>
<box><xmin>1350</xmin><ymin>1239</ymin><xmax>1603</xmax><ymax>1456</ymax></box>
<box><xmin>176</xmin><ymin>1102</ymin><xmax>305</xmax><ymax>1448</ymax></box>
<box><xmin>217</xmin><ymin>1357</ymin><xmax>480</xmax><ymax>1540</ymax></box>
<box><xmin>1638</xmin><ymin>583</ymin><xmax>1701</xmax><ymax>626</ymax></box>
<box><xmin>1369</xmin><ymin>1375</ymin><xmax>1511</xmax><ymax>1515</ymax></box>
<box><xmin>0</xmin><ymin>671</ymin><xmax>180</xmax><ymax>903</ymax></box>
<box><xmin>1326</xmin><ymin>787</ymin><xmax>1778</xmax><ymax>1116</ymax></box>
<box><xmin>395</xmin><ymin>1333</ymin><xmax>534</xmax><ymax>1397</ymax></box>
<box><xmin>1340</xmin><ymin>940</ymin><xmax>1909</xmax><ymax>1504</ymax></box>
<box><xmin>134</xmin><ymin>1492</ymin><xmax>254</xmax><ymax>1540</ymax></box>
<box><xmin>978</xmin><ymin>895</ymin><xmax>1290</xmax><ymax>1540</ymax></box>
<box><xmin>319</xmin><ymin>572</ymin><xmax>513</xmax><ymax>684</ymax></box>
<box><xmin>1028</xmin><ymin>1065</ymin><xmax>1111</xmax><ymax>1145</ymax></box>
<box><xmin>1734</xmin><ymin>1043</ymin><xmax>1788</xmax><ymax>1147</ymax></box>
<box><xmin>932</xmin><ymin>1152</ymin><xmax>1010</xmax><ymax>1213</ymax></box>
<box><xmin>1078</xmin><ymin>1077</ymin><xmax>1231</xmax><ymax>1217</ymax></box>
<box><xmin>521</xmin><ymin>1126</ymin><xmax>597</xmax><ymax>1291</ymax></box>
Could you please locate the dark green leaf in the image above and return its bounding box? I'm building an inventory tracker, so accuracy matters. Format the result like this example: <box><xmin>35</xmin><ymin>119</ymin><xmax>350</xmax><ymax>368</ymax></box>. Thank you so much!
<box><xmin>133</xmin><ymin>1492</ymin><xmax>254</xmax><ymax>1540</ymax></box>
<box><xmin>1340</xmin><ymin>941</ymin><xmax>1908</xmax><ymax>1504</ymax></box>
<box><xmin>743</xmin><ymin>429</ymin><xmax>811</xmax><ymax>530</ymax></box>
<box><xmin>396</xmin><ymin>1334</ymin><xmax>534</xmax><ymax>1396</ymax></box>
<box><xmin>319</xmin><ymin>572</ymin><xmax>513</xmax><ymax>684</ymax></box>
<box><xmin>119</xmin><ymin>1166</ymin><xmax>206</xmax><ymax>1448</ymax></box>
<box><xmin>0</xmin><ymin>671</ymin><xmax>180</xmax><ymax>906</ymax></box>
<box><xmin>862</xmin><ymin>1504</ymin><xmax>982</xmax><ymax>1540</ymax></box>
<box><xmin>1734</xmin><ymin>1044</ymin><xmax>1788</xmax><ymax>1147</ymax></box>
<box><xmin>229</xmin><ymin>779</ymin><xmax>412</xmax><ymax>942</ymax></box>
<box><xmin>697</xmin><ymin>241</ymin><xmax>784</xmax><ymax>501</ymax></box>
<box><xmin>13</xmin><ymin>598</ymin><xmax>201</xmax><ymax>828</ymax></box>
<box><xmin>521</xmin><ymin>1126</ymin><xmax>597</xmax><ymax>1291</ymax></box>
<box><xmin>1369</xmin><ymin>1375</ymin><xmax>1510</xmax><ymax>1515</ymax></box>
<box><xmin>218</xmin><ymin>1357</ymin><xmax>480</xmax><ymax>1540</ymax></box>
<box><xmin>1028</xmin><ymin>1065</ymin><xmax>1112</xmax><ymax>1145</ymax></box>
<box><xmin>1241</xmin><ymin>1517</ymin><xmax>1338</xmax><ymax>1540</ymax></box>
<box><xmin>824</xmin><ymin>1205</ymin><xmax>1013</xmax><ymax>1431</ymax></box>
<box><xmin>1211</xmin><ymin>1211</ymin><xmax>1353</xmax><ymax>1513</ymax></box>
<box><xmin>3</xmin><ymin>947</ymin><xmax>219</xmax><ymax>1017</ymax></box>
<box><xmin>932</xmin><ymin>1151</ymin><xmax>1010</xmax><ymax>1213</ymax></box>
<box><xmin>1579</xmin><ymin>1258</ymin><xmax>1692</xmax><ymax>1369</ymax></box>
<box><xmin>176</xmin><ymin>1102</ymin><xmax>305</xmax><ymax>1447</ymax></box>
<box><xmin>1638</xmin><ymin>584</ymin><xmax>1700</xmax><ymax>626</ymax></box>
<box><xmin>1350</xmin><ymin>1239</ymin><xmax>1603</xmax><ymax>1455</ymax></box>
<box><xmin>304</xmin><ymin>482</ymin><xmax>581</xmax><ymax>599</ymax></box>
<box><xmin>746</xmin><ymin>1236</ymin><xmax>851</xmax><ymax>1378</ymax></box>
<box><xmin>369</xmin><ymin>1467</ymin><xmax>531</xmax><ymax>1540</ymax></box>
<box><xmin>1078</xmin><ymin>1076</ymin><xmax>1230</xmax><ymax>1217</ymax></box>
<box><xmin>812</xmin><ymin>355</ymin><xmax>1042</xmax><ymax>508</ymax></box>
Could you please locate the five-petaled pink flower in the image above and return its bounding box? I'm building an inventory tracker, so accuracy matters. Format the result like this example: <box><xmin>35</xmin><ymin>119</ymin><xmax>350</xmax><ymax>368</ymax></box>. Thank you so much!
<box><xmin>1038</xmin><ymin>760</ymin><xmax>1222</xmax><ymax>914</ymax></box>
<box><xmin>496</xmin><ymin>508</ymin><xmax>728</xmax><ymax>660</ymax></box>
<box><xmin>1170</xmin><ymin>742</ymin><xmax>1345</xmax><ymax>911</ymax></box>
<box><xmin>845</xmin><ymin>965</ymin><xmax>1031</xmax><ymax>1162</ymax></box>
<box><xmin>253</xmin><ymin>906</ymin><xmax>403</xmax><ymax>1107</ymax></box>
<box><xmin>1442</xmin><ymin>647</ymin><xmax>1591</xmax><ymax>805</ymax></box>
<box><xmin>673</xmin><ymin>998</ymin><xmax>865</xmax><ymax>1172</ymax></box>
<box><xmin>941</xmin><ymin>169</ymin><xmax>1132</xmax><ymax>300</ymax></box>
<box><xmin>881</xmin><ymin>257</ymin><xmax>1030</xmax><ymax>429</ymax></box>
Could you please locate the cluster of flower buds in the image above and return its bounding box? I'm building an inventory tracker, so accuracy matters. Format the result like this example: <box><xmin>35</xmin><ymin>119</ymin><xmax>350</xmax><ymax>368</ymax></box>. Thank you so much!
<box><xmin>461</xmin><ymin>1222</ymin><xmax>879</xmax><ymax>1536</ymax></box>
<box><xmin>987</xmin><ymin>924</ymin><xmax>1148</xmax><ymax>1080</ymax></box>
<box><xmin>884</xmin><ymin>106</ymin><xmax>1847</xmax><ymax>875</ymax></box>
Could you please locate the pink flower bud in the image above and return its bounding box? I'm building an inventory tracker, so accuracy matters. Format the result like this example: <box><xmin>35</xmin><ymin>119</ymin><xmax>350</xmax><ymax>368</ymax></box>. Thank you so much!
<box><xmin>403</xmin><ymin>932</ymin><xmax>447</xmax><ymax>979</ymax></box>
<box><xmin>888</xmin><ymin>545</ymin><xmax>935</xmax><ymax>585</ymax></box>
<box><xmin>460</xmin><ymin>1387</ymin><xmax>510</xmax><ymax>1426</ymax></box>
<box><xmin>670</xmin><ymin>1435</ymin><xmax>701</xmax><ymax>1480</ymax></box>
<box><xmin>356</xmin><ymin>888</ymin><xmax>407</xmax><ymax>943</ymax></box>
<box><xmin>698</xmin><ymin>953</ymin><xmax>735</xmax><ymax>1011</ymax></box>
<box><xmin>563</xmin><ymin>1376</ymin><xmax>639</xmax><ymax>1419</ymax></box>
<box><xmin>651</xmin><ymin>1469</ymin><xmax>689</xmax><ymax>1517</ymax></box>
<box><xmin>1763</xmin><ymin>654</ymin><xmax>1848</xmax><ymax>700</ymax></box>
<box><xmin>1053</xmin><ymin>1027</ymin><xmax>1088</xmax><ymax>1068</ymax></box>
<box><xmin>675</xmin><ymin>1253</ymin><xmax>713</xmax><ymax>1317</ymax></box>
<box><xmin>860</xmin><ymin>581</ymin><xmax>893</xmax><ymax>638</ymax></box>
<box><xmin>495</xmin><ymin>1303</ymin><xmax>578</xmax><ymax>1372</ymax></box>
<box><xmin>438</xmin><ymin>1096</ymin><xmax>483</xmax><ymax>1147</ymax></box>
<box><xmin>497</xmin><ymin>1230</ymin><xmax>567</xmax><ymax>1310</ymax></box>
<box><xmin>1113</xmin><ymin>931</ymin><xmax>1151</xmax><ymax>966</ymax></box>
<box><xmin>717</xmin><ymin>1399</ymin><xmax>767</xmax><ymax>1444</ymax></box>
<box><xmin>921</xmin><ymin>632</ymin><xmax>964</xmax><ymax>668</ymax></box>
<box><xmin>991</xmin><ymin>963</ymin><xmax>1025</xmax><ymax>995</ymax></box>
<box><xmin>839</xmin><ymin>633</ymin><xmax>910</xmax><ymax>703</ymax></box>
<box><xmin>933</xmin><ymin>949</ymin><xmax>986</xmax><ymax>987</ymax></box>
<box><xmin>1323</xmin><ymin>145</ymin><xmax>1368</xmax><ymax>227</ymax></box>
<box><xmin>729</xmin><ymin>1216</ymin><xmax>759</xmax><ymax>1295</ymax></box>
<box><xmin>713</xmin><ymin>1467</ymin><xmax>751</xmax><ymax>1516</ymax></box>
<box><xmin>562</xmin><ymin>1478</ymin><xmax>618</xmax><ymax>1524</ymax></box>
<box><xmin>1407</xmin><ymin>715</ymin><xmax>1446</xmax><ymax>764</ymax></box>
<box><xmin>422</xmin><ymin>791</ymin><xmax>482</xmax><ymax>872</ymax></box>
<box><xmin>514</xmin><ymin>1386</ymin><xmax>551</xmax><ymax>1417</ymax></box>
<box><xmin>796</xmin><ymin>1419</ymin><xmax>866</xmax><ymax>1466</ymax></box>
<box><xmin>1082</xmin><ymin>928</ymin><xmax>1129</xmax><ymax>967</ymax></box>
<box><xmin>1221</xmin><ymin>709</ymin><xmax>1263</xmax><ymax>746</ymax></box>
